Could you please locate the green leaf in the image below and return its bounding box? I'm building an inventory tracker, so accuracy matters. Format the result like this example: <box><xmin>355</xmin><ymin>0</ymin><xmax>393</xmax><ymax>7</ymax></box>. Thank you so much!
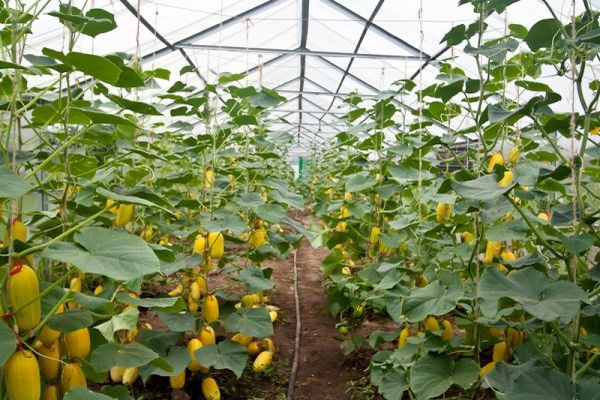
<box><xmin>96</xmin><ymin>187</ymin><xmax>174</xmax><ymax>215</ymax></box>
<box><xmin>64</xmin><ymin>388</ymin><xmax>114</xmax><ymax>400</ymax></box>
<box><xmin>91</xmin><ymin>342</ymin><xmax>159</xmax><ymax>371</ymax></box>
<box><xmin>515</xmin><ymin>80</ymin><xmax>553</xmax><ymax>93</ymax></box>
<box><xmin>42</xmin><ymin>227</ymin><xmax>161</xmax><ymax>281</ymax></box>
<box><xmin>218</xmin><ymin>72</ymin><xmax>246</xmax><ymax>83</ymax></box>
<box><xmin>479</xmin><ymin>267</ymin><xmax>588</xmax><ymax>323</ymax></box>
<box><xmin>105</xmin><ymin>93</ymin><xmax>161</xmax><ymax>115</ymax></box>
<box><xmin>72</xmin><ymin>108</ymin><xmax>136</xmax><ymax>127</ymax></box>
<box><xmin>141</xmin><ymin>346</ymin><xmax>189</xmax><ymax>378</ymax></box>
<box><xmin>0</xmin><ymin>322</ymin><xmax>16</xmax><ymax>366</ymax></box>
<box><xmin>489</xmin><ymin>365</ymin><xmax>575</xmax><ymax>400</ymax></box>
<box><xmin>0</xmin><ymin>60</ymin><xmax>30</xmax><ymax>71</ymax></box>
<box><xmin>47</xmin><ymin>309</ymin><xmax>93</xmax><ymax>333</ymax></box>
<box><xmin>115</xmin><ymin>293</ymin><xmax>179</xmax><ymax>309</ymax></box>
<box><xmin>346</xmin><ymin>172</ymin><xmax>376</xmax><ymax>192</ymax></box>
<box><xmin>378</xmin><ymin>369</ymin><xmax>408</xmax><ymax>400</ymax></box>
<box><xmin>409</xmin><ymin>353</ymin><xmax>479</xmax><ymax>399</ymax></box>
<box><xmin>195</xmin><ymin>341</ymin><xmax>249</xmax><ymax>378</ymax></box>
<box><xmin>561</xmin><ymin>233</ymin><xmax>594</xmax><ymax>255</ymax></box>
<box><xmin>389</xmin><ymin>165</ymin><xmax>434</xmax><ymax>184</ymax></box>
<box><xmin>49</xmin><ymin>6</ymin><xmax>116</xmax><ymax>38</ymax></box>
<box><xmin>0</xmin><ymin>167</ymin><xmax>30</xmax><ymax>198</ymax></box>
<box><xmin>223</xmin><ymin>308</ymin><xmax>274</xmax><ymax>338</ymax></box>
<box><xmin>234</xmin><ymin>266</ymin><xmax>275</xmax><ymax>292</ymax></box>
<box><xmin>525</xmin><ymin>19</ymin><xmax>562</xmax><ymax>51</ymax></box>
<box><xmin>256</xmin><ymin>204</ymin><xmax>287</xmax><ymax>223</ymax></box>
<box><xmin>65</xmin><ymin>52</ymin><xmax>121</xmax><ymax>84</ymax></box>
<box><xmin>94</xmin><ymin>308</ymin><xmax>139</xmax><ymax>342</ymax></box>
<box><xmin>485</xmin><ymin>219</ymin><xmax>529</xmax><ymax>241</ymax></box>
<box><xmin>452</xmin><ymin>174</ymin><xmax>512</xmax><ymax>200</ymax></box>
<box><xmin>401</xmin><ymin>278</ymin><xmax>465</xmax><ymax>322</ymax></box>
<box><xmin>156</xmin><ymin>311</ymin><xmax>195</xmax><ymax>332</ymax></box>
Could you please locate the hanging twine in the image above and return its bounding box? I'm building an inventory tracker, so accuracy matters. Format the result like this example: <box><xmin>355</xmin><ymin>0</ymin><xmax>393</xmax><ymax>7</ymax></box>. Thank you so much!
<box><xmin>258</xmin><ymin>54</ymin><xmax>263</xmax><ymax>86</ymax></box>
<box><xmin>417</xmin><ymin>0</ymin><xmax>424</xmax><ymax>219</ymax></box>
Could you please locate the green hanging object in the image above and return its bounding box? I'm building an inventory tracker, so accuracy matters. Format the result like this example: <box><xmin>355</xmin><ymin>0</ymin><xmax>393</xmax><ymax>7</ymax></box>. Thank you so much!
<box><xmin>298</xmin><ymin>156</ymin><xmax>304</xmax><ymax>179</ymax></box>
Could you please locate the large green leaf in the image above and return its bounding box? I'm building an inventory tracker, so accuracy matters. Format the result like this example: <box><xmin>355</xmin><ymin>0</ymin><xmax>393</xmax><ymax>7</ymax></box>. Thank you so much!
<box><xmin>42</xmin><ymin>227</ymin><xmax>161</xmax><ymax>281</ymax></box>
<box><xmin>47</xmin><ymin>309</ymin><xmax>93</xmax><ymax>333</ymax></box>
<box><xmin>401</xmin><ymin>277</ymin><xmax>465</xmax><ymax>322</ymax></box>
<box><xmin>409</xmin><ymin>353</ymin><xmax>479</xmax><ymax>400</ymax></box>
<box><xmin>0</xmin><ymin>167</ymin><xmax>30</xmax><ymax>198</ymax></box>
<box><xmin>94</xmin><ymin>308</ymin><xmax>139</xmax><ymax>341</ymax></box>
<box><xmin>223</xmin><ymin>308</ymin><xmax>274</xmax><ymax>338</ymax></box>
<box><xmin>91</xmin><ymin>342</ymin><xmax>159</xmax><ymax>371</ymax></box>
<box><xmin>115</xmin><ymin>293</ymin><xmax>179</xmax><ymax>309</ymax></box>
<box><xmin>49</xmin><ymin>6</ymin><xmax>116</xmax><ymax>38</ymax></box>
<box><xmin>525</xmin><ymin>19</ymin><xmax>562</xmax><ymax>51</ymax></box>
<box><xmin>487</xmin><ymin>363</ymin><xmax>575</xmax><ymax>400</ymax></box>
<box><xmin>195</xmin><ymin>340</ymin><xmax>249</xmax><ymax>378</ymax></box>
<box><xmin>64</xmin><ymin>388</ymin><xmax>114</xmax><ymax>400</ymax></box>
<box><xmin>378</xmin><ymin>369</ymin><xmax>408</xmax><ymax>400</ymax></box>
<box><xmin>234</xmin><ymin>266</ymin><xmax>275</xmax><ymax>292</ymax></box>
<box><xmin>0</xmin><ymin>322</ymin><xmax>16</xmax><ymax>366</ymax></box>
<box><xmin>65</xmin><ymin>52</ymin><xmax>121</xmax><ymax>84</ymax></box>
<box><xmin>141</xmin><ymin>346</ymin><xmax>189</xmax><ymax>379</ymax></box>
<box><xmin>452</xmin><ymin>174</ymin><xmax>512</xmax><ymax>200</ymax></box>
<box><xmin>479</xmin><ymin>267</ymin><xmax>587</xmax><ymax>323</ymax></box>
<box><xmin>346</xmin><ymin>172</ymin><xmax>376</xmax><ymax>192</ymax></box>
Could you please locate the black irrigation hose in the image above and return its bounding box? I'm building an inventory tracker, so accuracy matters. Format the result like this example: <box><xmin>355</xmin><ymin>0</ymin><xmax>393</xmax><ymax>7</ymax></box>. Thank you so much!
<box><xmin>287</xmin><ymin>249</ymin><xmax>301</xmax><ymax>400</ymax></box>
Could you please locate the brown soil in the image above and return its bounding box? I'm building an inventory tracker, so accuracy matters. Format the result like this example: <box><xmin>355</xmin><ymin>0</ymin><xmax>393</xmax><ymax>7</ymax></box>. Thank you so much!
<box><xmin>268</xmin><ymin>213</ymin><xmax>370</xmax><ymax>400</ymax></box>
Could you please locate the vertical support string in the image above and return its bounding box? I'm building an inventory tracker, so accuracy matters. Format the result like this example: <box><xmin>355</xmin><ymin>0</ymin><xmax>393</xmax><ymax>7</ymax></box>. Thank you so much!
<box><xmin>258</xmin><ymin>54</ymin><xmax>263</xmax><ymax>86</ymax></box>
<box><xmin>417</xmin><ymin>0</ymin><xmax>424</xmax><ymax>219</ymax></box>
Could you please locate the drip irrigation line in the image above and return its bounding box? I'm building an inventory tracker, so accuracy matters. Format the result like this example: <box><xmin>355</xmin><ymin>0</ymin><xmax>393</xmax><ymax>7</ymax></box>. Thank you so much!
<box><xmin>287</xmin><ymin>249</ymin><xmax>301</xmax><ymax>400</ymax></box>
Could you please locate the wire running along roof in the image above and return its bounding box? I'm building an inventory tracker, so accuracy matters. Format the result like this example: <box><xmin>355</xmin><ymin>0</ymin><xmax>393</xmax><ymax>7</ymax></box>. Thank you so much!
<box><xmin>25</xmin><ymin>0</ymin><xmax>600</xmax><ymax>151</ymax></box>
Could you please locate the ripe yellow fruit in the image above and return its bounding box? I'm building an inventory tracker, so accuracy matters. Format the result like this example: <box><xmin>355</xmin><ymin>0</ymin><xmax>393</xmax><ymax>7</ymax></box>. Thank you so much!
<box><xmin>241</xmin><ymin>294</ymin><xmax>256</xmax><ymax>308</ymax></box>
<box><xmin>208</xmin><ymin>232</ymin><xmax>224</xmax><ymax>258</ymax></box>
<box><xmin>340</xmin><ymin>206</ymin><xmax>351</xmax><ymax>219</ymax></box>
<box><xmin>8</xmin><ymin>263</ymin><xmax>41</xmax><ymax>331</ymax></box>
<box><xmin>188</xmin><ymin>296</ymin><xmax>199</xmax><ymax>313</ymax></box>
<box><xmin>204</xmin><ymin>169</ymin><xmax>214</xmax><ymax>188</ymax></box>
<box><xmin>336</xmin><ymin>221</ymin><xmax>347</xmax><ymax>232</ymax></box>
<box><xmin>436</xmin><ymin>203</ymin><xmax>451</xmax><ymax>223</ymax></box>
<box><xmin>169</xmin><ymin>284</ymin><xmax>184</xmax><ymax>297</ymax></box>
<box><xmin>462</xmin><ymin>231</ymin><xmax>475</xmax><ymax>244</ymax></box>
<box><xmin>500</xmin><ymin>251</ymin><xmax>516</xmax><ymax>262</ymax></box>
<box><xmin>232</xmin><ymin>333</ymin><xmax>253</xmax><ymax>346</ymax></box>
<box><xmin>3</xmin><ymin>218</ymin><xmax>28</xmax><ymax>243</ymax></box>
<box><xmin>94</xmin><ymin>284</ymin><xmax>104</xmax><ymax>296</ymax></box>
<box><xmin>425</xmin><ymin>317</ymin><xmax>440</xmax><ymax>333</ymax></box>
<box><xmin>269</xmin><ymin>310</ymin><xmax>278</xmax><ymax>322</ymax></box>
<box><xmin>341</xmin><ymin>266</ymin><xmax>351</xmax><ymax>276</ymax></box>
<box><xmin>199</xmin><ymin>325</ymin><xmax>216</xmax><ymax>345</ymax></box>
<box><xmin>398</xmin><ymin>327</ymin><xmax>410</xmax><ymax>349</ymax></box>
<box><xmin>493</xmin><ymin>341</ymin><xmax>510</xmax><ymax>362</ymax></box>
<box><xmin>187</xmin><ymin>338</ymin><xmax>208</xmax><ymax>372</ymax></box>
<box><xmin>508</xmin><ymin>146</ymin><xmax>520</xmax><ymax>164</ymax></box>
<box><xmin>479</xmin><ymin>361</ymin><xmax>497</xmax><ymax>377</ymax></box>
<box><xmin>507</xmin><ymin>328</ymin><xmax>523</xmax><ymax>347</ymax></box>
<box><xmin>202</xmin><ymin>377</ymin><xmax>221</xmax><ymax>400</ymax></box>
<box><xmin>253</xmin><ymin>351</ymin><xmax>273</xmax><ymax>372</ymax></box>
<box><xmin>196</xmin><ymin>276</ymin><xmax>207</xmax><ymax>294</ymax></box>
<box><xmin>141</xmin><ymin>226</ymin><xmax>154</xmax><ymax>241</ymax></box>
<box><xmin>537</xmin><ymin>212</ymin><xmax>550</xmax><ymax>223</ymax></box>
<box><xmin>190</xmin><ymin>281</ymin><xmax>203</xmax><ymax>301</ymax></box>
<box><xmin>369</xmin><ymin>227</ymin><xmax>381</xmax><ymax>245</ymax></box>
<box><xmin>110</xmin><ymin>366</ymin><xmax>126</xmax><ymax>382</ymax></box>
<box><xmin>498</xmin><ymin>170</ymin><xmax>513</xmax><ymax>187</ymax></box>
<box><xmin>485</xmin><ymin>241</ymin><xmax>502</xmax><ymax>264</ymax></box>
<box><xmin>5</xmin><ymin>349</ymin><xmax>41</xmax><ymax>400</ymax></box>
<box><xmin>193</xmin><ymin>234</ymin><xmax>207</xmax><ymax>255</ymax></box>
<box><xmin>42</xmin><ymin>385</ymin><xmax>60</xmax><ymax>400</ymax></box>
<box><xmin>60</xmin><ymin>362</ymin><xmax>87</xmax><ymax>392</ymax></box>
<box><xmin>114</xmin><ymin>204</ymin><xmax>135</xmax><ymax>227</ymax></box>
<box><xmin>64</xmin><ymin>328</ymin><xmax>91</xmax><ymax>360</ymax></box>
<box><xmin>39</xmin><ymin>343</ymin><xmax>61</xmax><ymax>381</ymax></box>
<box><xmin>38</xmin><ymin>304</ymin><xmax>64</xmax><ymax>346</ymax></box>
<box><xmin>344</xmin><ymin>192</ymin><xmax>353</xmax><ymax>201</ymax></box>
<box><xmin>249</xmin><ymin>227</ymin><xmax>268</xmax><ymax>248</ymax></box>
<box><xmin>106</xmin><ymin>199</ymin><xmax>118</xmax><ymax>215</ymax></box>
<box><xmin>170</xmin><ymin>370</ymin><xmax>185</xmax><ymax>389</ymax></box>
<box><xmin>122</xmin><ymin>367</ymin><xmax>139</xmax><ymax>385</ymax></box>
<box><xmin>487</xmin><ymin>152</ymin><xmax>504</xmax><ymax>172</ymax></box>
<box><xmin>202</xmin><ymin>295</ymin><xmax>219</xmax><ymax>323</ymax></box>
<box><xmin>441</xmin><ymin>320</ymin><xmax>453</xmax><ymax>341</ymax></box>
<box><xmin>247</xmin><ymin>341</ymin><xmax>263</xmax><ymax>356</ymax></box>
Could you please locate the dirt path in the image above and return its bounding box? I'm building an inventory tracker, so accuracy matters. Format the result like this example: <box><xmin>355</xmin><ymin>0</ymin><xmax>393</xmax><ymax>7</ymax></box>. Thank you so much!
<box><xmin>269</xmin><ymin>215</ymin><xmax>366</xmax><ymax>400</ymax></box>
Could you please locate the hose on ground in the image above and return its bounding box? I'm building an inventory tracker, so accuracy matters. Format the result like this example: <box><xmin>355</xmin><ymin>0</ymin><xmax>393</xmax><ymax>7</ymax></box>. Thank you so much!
<box><xmin>287</xmin><ymin>249</ymin><xmax>301</xmax><ymax>400</ymax></box>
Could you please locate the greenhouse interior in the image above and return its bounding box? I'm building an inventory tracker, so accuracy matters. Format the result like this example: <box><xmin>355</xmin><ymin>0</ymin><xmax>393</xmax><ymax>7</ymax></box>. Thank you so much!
<box><xmin>0</xmin><ymin>0</ymin><xmax>599</xmax><ymax>399</ymax></box>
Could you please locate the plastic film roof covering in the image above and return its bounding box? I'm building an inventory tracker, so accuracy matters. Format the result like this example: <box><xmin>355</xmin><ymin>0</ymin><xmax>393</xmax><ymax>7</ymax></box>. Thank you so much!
<box><xmin>23</xmin><ymin>0</ymin><xmax>600</xmax><ymax>150</ymax></box>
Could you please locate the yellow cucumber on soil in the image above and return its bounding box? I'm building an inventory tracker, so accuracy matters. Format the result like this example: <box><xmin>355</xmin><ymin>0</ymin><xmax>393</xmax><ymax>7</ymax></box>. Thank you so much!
<box><xmin>253</xmin><ymin>351</ymin><xmax>273</xmax><ymax>372</ymax></box>
<box><xmin>202</xmin><ymin>295</ymin><xmax>219</xmax><ymax>323</ymax></box>
<box><xmin>202</xmin><ymin>377</ymin><xmax>221</xmax><ymax>400</ymax></box>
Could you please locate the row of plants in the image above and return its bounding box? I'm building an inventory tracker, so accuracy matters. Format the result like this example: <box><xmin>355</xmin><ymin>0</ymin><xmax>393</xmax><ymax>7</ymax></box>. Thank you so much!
<box><xmin>0</xmin><ymin>2</ymin><xmax>305</xmax><ymax>399</ymax></box>
<box><xmin>302</xmin><ymin>0</ymin><xmax>599</xmax><ymax>398</ymax></box>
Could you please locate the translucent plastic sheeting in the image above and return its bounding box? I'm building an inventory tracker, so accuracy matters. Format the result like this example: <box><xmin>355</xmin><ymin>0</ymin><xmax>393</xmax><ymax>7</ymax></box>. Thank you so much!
<box><xmin>22</xmin><ymin>0</ymin><xmax>600</xmax><ymax>151</ymax></box>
